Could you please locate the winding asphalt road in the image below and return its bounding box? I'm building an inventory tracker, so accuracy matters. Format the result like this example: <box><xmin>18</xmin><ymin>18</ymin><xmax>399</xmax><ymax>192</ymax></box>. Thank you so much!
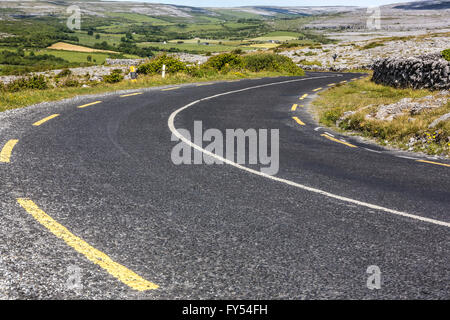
<box><xmin>0</xmin><ymin>72</ymin><xmax>448</xmax><ymax>299</ymax></box>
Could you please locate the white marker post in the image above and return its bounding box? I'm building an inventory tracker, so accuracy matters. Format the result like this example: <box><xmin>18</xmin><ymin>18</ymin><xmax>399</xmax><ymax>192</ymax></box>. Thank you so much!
<box><xmin>162</xmin><ymin>64</ymin><xmax>166</xmax><ymax>78</ymax></box>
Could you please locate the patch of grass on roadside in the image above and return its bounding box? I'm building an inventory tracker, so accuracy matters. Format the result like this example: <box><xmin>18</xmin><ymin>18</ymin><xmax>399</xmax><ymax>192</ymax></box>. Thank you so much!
<box><xmin>299</xmin><ymin>59</ymin><xmax>322</xmax><ymax>66</ymax></box>
<box><xmin>312</xmin><ymin>78</ymin><xmax>450</xmax><ymax>156</ymax></box>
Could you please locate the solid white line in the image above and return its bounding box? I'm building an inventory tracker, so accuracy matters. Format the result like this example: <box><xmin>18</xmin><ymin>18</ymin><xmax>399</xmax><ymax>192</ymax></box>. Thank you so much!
<box><xmin>167</xmin><ymin>76</ymin><xmax>450</xmax><ymax>228</ymax></box>
<box><xmin>364</xmin><ymin>148</ymin><xmax>382</xmax><ymax>154</ymax></box>
<box><xmin>324</xmin><ymin>132</ymin><xmax>335</xmax><ymax>137</ymax></box>
<box><xmin>397</xmin><ymin>155</ymin><xmax>419</xmax><ymax>160</ymax></box>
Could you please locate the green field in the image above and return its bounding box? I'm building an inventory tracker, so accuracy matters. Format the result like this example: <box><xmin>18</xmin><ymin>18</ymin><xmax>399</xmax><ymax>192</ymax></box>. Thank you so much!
<box><xmin>0</xmin><ymin>7</ymin><xmax>330</xmax><ymax>75</ymax></box>
<box><xmin>252</xmin><ymin>31</ymin><xmax>302</xmax><ymax>41</ymax></box>
<box><xmin>137</xmin><ymin>41</ymin><xmax>252</xmax><ymax>53</ymax></box>
<box><xmin>104</xmin><ymin>12</ymin><xmax>173</xmax><ymax>25</ymax></box>
<box><xmin>37</xmin><ymin>49</ymin><xmax>138</xmax><ymax>64</ymax></box>
<box><xmin>73</xmin><ymin>31</ymin><xmax>127</xmax><ymax>47</ymax></box>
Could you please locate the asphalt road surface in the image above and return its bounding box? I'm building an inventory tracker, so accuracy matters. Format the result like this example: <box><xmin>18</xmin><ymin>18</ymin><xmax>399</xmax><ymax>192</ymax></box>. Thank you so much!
<box><xmin>0</xmin><ymin>72</ymin><xmax>448</xmax><ymax>299</ymax></box>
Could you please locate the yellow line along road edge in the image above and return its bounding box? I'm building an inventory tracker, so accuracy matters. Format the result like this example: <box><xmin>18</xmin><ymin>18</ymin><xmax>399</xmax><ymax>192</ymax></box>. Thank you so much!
<box><xmin>78</xmin><ymin>101</ymin><xmax>102</xmax><ymax>109</ymax></box>
<box><xmin>321</xmin><ymin>134</ymin><xmax>357</xmax><ymax>148</ymax></box>
<box><xmin>17</xmin><ymin>198</ymin><xmax>159</xmax><ymax>291</ymax></box>
<box><xmin>0</xmin><ymin>139</ymin><xmax>19</xmax><ymax>163</ymax></box>
<box><xmin>120</xmin><ymin>92</ymin><xmax>143</xmax><ymax>98</ymax></box>
<box><xmin>299</xmin><ymin>93</ymin><xmax>308</xmax><ymax>100</ymax></box>
<box><xmin>416</xmin><ymin>159</ymin><xmax>450</xmax><ymax>168</ymax></box>
<box><xmin>33</xmin><ymin>114</ymin><xmax>60</xmax><ymax>126</ymax></box>
<box><xmin>292</xmin><ymin>116</ymin><xmax>305</xmax><ymax>126</ymax></box>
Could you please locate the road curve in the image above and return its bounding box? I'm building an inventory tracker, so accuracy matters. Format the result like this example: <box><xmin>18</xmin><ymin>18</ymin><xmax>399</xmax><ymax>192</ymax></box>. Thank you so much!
<box><xmin>0</xmin><ymin>72</ymin><xmax>448</xmax><ymax>299</ymax></box>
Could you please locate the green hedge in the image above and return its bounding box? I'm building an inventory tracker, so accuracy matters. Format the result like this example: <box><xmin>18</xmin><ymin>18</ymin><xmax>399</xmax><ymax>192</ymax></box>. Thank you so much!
<box><xmin>2</xmin><ymin>75</ymin><xmax>48</xmax><ymax>92</ymax></box>
<box><xmin>137</xmin><ymin>54</ymin><xmax>187</xmax><ymax>75</ymax></box>
<box><xmin>243</xmin><ymin>53</ymin><xmax>305</xmax><ymax>75</ymax></box>
<box><xmin>203</xmin><ymin>52</ymin><xmax>305</xmax><ymax>75</ymax></box>
<box><xmin>204</xmin><ymin>53</ymin><xmax>244</xmax><ymax>72</ymax></box>
<box><xmin>103</xmin><ymin>69</ymin><xmax>124</xmax><ymax>83</ymax></box>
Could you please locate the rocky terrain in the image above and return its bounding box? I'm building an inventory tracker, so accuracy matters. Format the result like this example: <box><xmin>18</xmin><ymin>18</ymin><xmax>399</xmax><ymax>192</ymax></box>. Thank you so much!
<box><xmin>305</xmin><ymin>1</ymin><xmax>450</xmax><ymax>32</ymax></box>
<box><xmin>366</xmin><ymin>92</ymin><xmax>449</xmax><ymax>121</ymax></box>
<box><xmin>280</xmin><ymin>33</ymin><xmax>449</xmax><ymax>71</ymax></box>
<box><xmin>0</xmin><ymin>65</ymin><xmax>132</xmax><ymax>85</ymax></box>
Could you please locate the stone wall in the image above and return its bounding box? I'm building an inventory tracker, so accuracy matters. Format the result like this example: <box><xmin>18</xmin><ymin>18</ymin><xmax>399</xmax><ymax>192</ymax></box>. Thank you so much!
<box><xmin>371</xmin><ymin>53</ymin><xmax>450</xmax><ymax>90</ymax></box>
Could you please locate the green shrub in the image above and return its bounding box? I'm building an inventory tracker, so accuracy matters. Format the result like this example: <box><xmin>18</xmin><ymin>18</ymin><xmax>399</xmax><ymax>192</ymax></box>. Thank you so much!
<box><xmin>204</xmin><ymin>53</ymin><xmax>244</xmax><ymax>72</ymax></box>
<box><xmin>6</xmin><ymin>75</ymin><xmax>48</xmax><ymax>92</ymax></box>
<box><xmin>103</xmin><ymin>69</ymin><xmax>124</xmax><ymax>83</ymax></box>
<box><xmin>186</xmin><ymin>66</ymin><xmax>218</xmax><ymax>78</ymax></box>
<box><xmin>277</xmin><ymin>43</ymin><xmax>300</xmax><ymax>49</ymax></box>
<box><xmin>442</xmin><ymin>49</ymin><xmax>450</xmax><ymax>61</ymax></box>
<box><xmin>137</xmin><ymin>54</ymin><xmax>187</xmax><ymax>75</ymax></box>
<box><xmin>243</xmin><ymin>53</ymin><xmax>305</xmax><ymax>75</ymax></box>
<box><xmin>62</xmin><ymin>78</ymin><xmax>80</xmax><ymax>87</ymax></box>
<box><xmin>56</xmin><ymin>68</ymin><xmax>72</xmax><ymax>78</ymax></box>
<box><xmin>299</xmin><ymin>59</ymin><xmax>322</xmax><ymax>67</ymax></box>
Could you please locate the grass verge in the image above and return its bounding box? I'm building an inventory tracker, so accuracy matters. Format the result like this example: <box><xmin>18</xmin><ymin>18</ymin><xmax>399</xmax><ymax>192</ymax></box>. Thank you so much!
<box><xmin>312</xmin><ymin>78</ymin><xmax>450</xmax><ymax>156</ymax></box>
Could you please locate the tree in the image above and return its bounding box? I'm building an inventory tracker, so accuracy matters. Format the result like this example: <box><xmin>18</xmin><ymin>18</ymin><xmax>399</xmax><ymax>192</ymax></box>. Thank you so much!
<box><xmin>95</xmin><ymin>34</ymin><xmax>100</xmax><ymax>40</ymax></box>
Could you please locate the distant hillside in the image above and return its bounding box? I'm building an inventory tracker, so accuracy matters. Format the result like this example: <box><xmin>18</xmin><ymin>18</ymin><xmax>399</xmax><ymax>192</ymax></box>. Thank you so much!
<box><xmin>0</xmin><ymin>1</ymin><xmax>357</xmax><ymax>20</ymax></box>
<box><xmin>393</xmin><ymin>1</ymin><xmax>450</xmax><ymax>10</ymax></box>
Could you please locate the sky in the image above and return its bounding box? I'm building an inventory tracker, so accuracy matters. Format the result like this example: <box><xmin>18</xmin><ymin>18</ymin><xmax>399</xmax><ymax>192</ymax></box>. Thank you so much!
<box><xmin>114</xmin><ymin>0</ymin><xmax>407</xmax><ymax>7</ymax></box>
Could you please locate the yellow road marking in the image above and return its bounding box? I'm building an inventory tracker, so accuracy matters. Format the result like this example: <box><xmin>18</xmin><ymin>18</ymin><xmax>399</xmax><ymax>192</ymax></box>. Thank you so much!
<box><xmin>299</xmin><ymin>94</ymin><xmax>308</xmax><ymax>100</ymax></box>
<box><xmin>312</xmin><ymin>87</ymin><xmax>322</xmax><ymax>92</ymax></box>
<box><xmin>161</xmin><ymin>87</ymin><xmax>180</xmax><ymax>91</ymax></box>
<box><xmin>196</xmin><ymin>83</ymin><xmax>213</xmax><ymax>86</ymax></box>
<box><xmin>321</xmin><ymin>134</ymin><xmax>357</xmax><ymax>148</ymax></box>
<box><xmin>291</xmin><ymin>104</ymin><xmax>298</xmax><ymax>111</ymax></box>
<box><xmin>292</xmin><ymin>116</ymin><xmax>305</xmax><ymax>126</ymax></box>
<box><xmin>351</xmin><ymin>78</ymin><xmax>358</xmax><ymax>81</ymax></box>
<box><xmin>340</xmin><ymin>80</ymin><xmax>347</xmax><ymax>84</ymax></box>
<box><xmin>416</xmin><ymin>160</ymin><xmax>450</xmax><ymax>168</ymax></box>
<box><xmin>327</xmin><ymin>83</ymin><xmax>336</xmax><ymax>87</ymax></box>
<box><xmin>17</xmin><ymin>198</ymin><xmax>159</xmax><ymax>291</ymax></box>
<box><xmin>0</xmin><ymin>139</ymin><xmax>19</xmax><ymax>163</ymax></box>
<box><xmin>32</xmin><ymin>114</ymin><xmax>60</xmax><ymax>126</ymax></box>
<box><xmin>120</xmin><ymin>92</ymin><xmax>143</xmax><ymax>98</ymax></box>
<box><xmin>77</xmin><ymin>101</ymin><xmax>102</xmax><ymax>109</ymax></box>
